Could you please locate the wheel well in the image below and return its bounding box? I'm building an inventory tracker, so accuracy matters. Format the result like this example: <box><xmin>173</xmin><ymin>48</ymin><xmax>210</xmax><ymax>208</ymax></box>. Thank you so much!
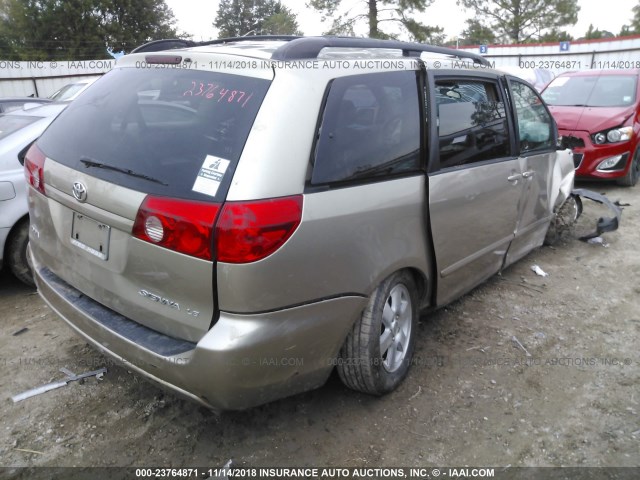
<box><xmin>4</xmin><ymin>214</ymin><xmax>30</xmax><ymax>259</ymax></box>
<box><xmin>405</xmin><ymin>267</ymin><xmax>429</xmax><ymax>304</ymax></box>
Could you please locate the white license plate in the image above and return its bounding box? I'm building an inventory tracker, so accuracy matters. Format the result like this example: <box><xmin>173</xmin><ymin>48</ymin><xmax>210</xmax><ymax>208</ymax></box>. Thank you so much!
<box><xmin>70</xmin><ymin>212</ymin><xmax>111</xmax><ymax>260</ymax></box>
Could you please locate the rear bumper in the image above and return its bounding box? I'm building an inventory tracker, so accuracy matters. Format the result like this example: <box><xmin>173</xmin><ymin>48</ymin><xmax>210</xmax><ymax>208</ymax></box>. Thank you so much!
<box><xmin>33</xmin><ymin>254</ymin><xmax>366</xmax><ymax>410</ymax></box>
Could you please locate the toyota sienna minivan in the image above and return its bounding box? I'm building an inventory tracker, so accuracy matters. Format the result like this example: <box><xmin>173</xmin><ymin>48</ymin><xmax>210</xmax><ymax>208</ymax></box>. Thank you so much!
<box><xmin>27</xmin><ymin>36</ymin><xmax>578</xmax><ymax>410</ymax></box>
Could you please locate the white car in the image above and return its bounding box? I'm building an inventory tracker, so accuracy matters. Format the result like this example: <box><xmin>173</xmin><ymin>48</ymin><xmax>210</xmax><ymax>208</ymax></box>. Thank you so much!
<box><xmin>0</xmin><ymin>102</ymin><xmax>67</xmax><ymax>285</ymax></box>
<box><xmin>47</xmin><ymin>78</ymin><xmax>98</xmax><ymax>101</ymax></box>
<box><xmin>498</xmin><ymin>66</ymin><xmax>556</xmax><ymax>92</ymax></box>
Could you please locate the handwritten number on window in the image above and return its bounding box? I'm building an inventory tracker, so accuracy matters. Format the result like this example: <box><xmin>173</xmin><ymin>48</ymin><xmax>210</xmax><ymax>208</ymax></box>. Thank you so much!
<box><xmin>183</xmin><ymin>81</ymin><xmax>253</xmax><ymax>107</ymax></box>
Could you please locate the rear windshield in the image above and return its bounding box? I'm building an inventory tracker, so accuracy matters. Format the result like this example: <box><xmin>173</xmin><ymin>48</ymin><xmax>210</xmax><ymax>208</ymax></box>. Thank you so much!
<box><xmin>38</xmin><ymin>67</ymin><xmax>271</xmax><ymax>201</ymax></box>
<box><xmin>542</xmin><ymin>75</ymin><xmax>637</xmax><ymax>107</ymax></box>
<box><xmin>0</xmin><ymin>115</ymin><xmax>41</xmax><ymax>141</ymax></box>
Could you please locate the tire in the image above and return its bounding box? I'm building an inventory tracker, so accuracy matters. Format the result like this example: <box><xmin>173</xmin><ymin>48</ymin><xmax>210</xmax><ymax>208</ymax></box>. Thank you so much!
<box><xmin>616</xmin><ymin>148</ymin><xmax>640</xmax><ymax>187</ymax></box>
<box><xmin>337</xmin><ymin>270</ymin><xmax>418</xmax><ymax>395</ymax></box>
<box><xmin>7</xmin><ymin>218</ymin><xmax>35</xmax><ymax>287</ymax></box>
<box><xmin>544</xmin><ymin>195</ymin><xmax>582</xmax><ymax>246</ymax></box>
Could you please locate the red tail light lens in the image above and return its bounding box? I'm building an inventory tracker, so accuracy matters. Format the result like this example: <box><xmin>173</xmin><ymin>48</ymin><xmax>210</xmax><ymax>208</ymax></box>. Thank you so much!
<box><xmin>24</xmin><ymin>144</ymin><xmax>46</xmax><ymax>195</ymax></box>
<box><xmin>133</xmin><ymin>196</ymin><xmax>220</xmax><ymax>260</ymax></box>
<box><xmin>216</xmin><ymin>195</ymin><xmax>303</xmax><ymax>263</ymax></box>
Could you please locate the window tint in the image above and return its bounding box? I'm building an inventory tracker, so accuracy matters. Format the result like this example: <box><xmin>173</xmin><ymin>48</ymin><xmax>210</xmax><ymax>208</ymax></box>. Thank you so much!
<box><xmin>37</xmin><ymin>68</ymin><xmax>271</xmax><ymax>202</ymax></box>
<box><xmin>0</xmin><ymin>115</ymin><xmax>41</xmax><ymax>141</ymax></box>
<box><xmin>511</xmin><ymin>80</ymin><xmax>553</xmax><ymax>153</ymax></box>
<box><xmin>436</xmin><ymin>79</ymin><xmax>509</xmax><ymax>169</ymax></box>
<box><xmin>312</xmin><ymin>71</ymin><xmax>421</xmax><ymax>185</ymax></box>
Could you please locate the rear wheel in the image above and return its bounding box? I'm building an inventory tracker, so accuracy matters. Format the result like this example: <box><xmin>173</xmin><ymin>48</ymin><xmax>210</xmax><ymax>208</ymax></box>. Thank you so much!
<box><xmin>337</xmin><ymin>271</ymin><xmax>418</xmax><ymax>395</ymax></box>
<box><xmin>617</xmin><ymin>148</ymin><xmax>640</xmax><ymax>187</ymax></box>
<box><xmin>7</xmin><ymin>218</ymin><xmax>35</xmax><ymax>287</ymax></box>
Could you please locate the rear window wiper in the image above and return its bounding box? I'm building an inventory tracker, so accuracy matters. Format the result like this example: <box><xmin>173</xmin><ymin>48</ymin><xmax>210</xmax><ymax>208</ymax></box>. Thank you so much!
<box><xmin>80</xmin><ymin>158</ymin><xmax>168</xmax><ymax>186</ymax></box>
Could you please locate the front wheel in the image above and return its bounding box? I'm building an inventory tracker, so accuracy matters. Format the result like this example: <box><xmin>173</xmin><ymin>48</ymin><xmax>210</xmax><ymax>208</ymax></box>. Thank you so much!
<box><xmin>544</xmin><ymin>195</ymin><xmax>582</xmax><ymax>246</ymax></box>
<box><xmin>337</xmin><ymin>271</ymin><xmax>418</xmax><ymax>395</ymax></box>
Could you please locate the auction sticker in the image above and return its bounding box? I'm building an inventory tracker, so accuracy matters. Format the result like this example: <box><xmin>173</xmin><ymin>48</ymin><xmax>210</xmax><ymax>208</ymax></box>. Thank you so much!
<box><xmin>192</xmin><ymin>155</ymin><xmax>230</xmax><ymax>197</ymax></box>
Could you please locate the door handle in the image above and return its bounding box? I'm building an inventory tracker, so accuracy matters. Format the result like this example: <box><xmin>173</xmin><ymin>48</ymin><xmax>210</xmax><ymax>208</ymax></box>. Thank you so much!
<box><xmin>522</xmin><ymin>170</ymin><xmax>535</xmax><ymax>179</ymax></box>
<box><xmin>507</xmin><ymin>174</ymin><xmax>522</xmax><ymax>182</ymax></box>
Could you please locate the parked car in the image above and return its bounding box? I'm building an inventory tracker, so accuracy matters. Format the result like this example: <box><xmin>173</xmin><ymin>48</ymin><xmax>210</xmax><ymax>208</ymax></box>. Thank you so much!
<box><xmin>28</xmin><ymin>37</ymin><xmax>579</xmax><ymax>410</ymax></box>
<box><xmin>542</xmin><ymin>69</ymin><xmax>640</xmax><ymax>186</ymax></box>
<box><xmin>0</xmin><ymin>97</ymin><xmax>52</xmax><ymax>114</ymax></box>
<box><xmin>47</xmin><ymin>78</ymin><xmax>98</xmax><ymax>101</ymax></box>
<box><xmin>498</xmin><ymin>66</ymin><xmax>555</xmax><ymax>92</ymax></box>
<box><xmin>0</xmin><ymin>102</ymin><xmax>68</xmax><ymax>285</ymax></box>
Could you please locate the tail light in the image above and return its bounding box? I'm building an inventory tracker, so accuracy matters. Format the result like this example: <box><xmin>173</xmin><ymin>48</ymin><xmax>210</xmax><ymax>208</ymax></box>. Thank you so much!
<box><xmin>216</xmin><ymin>195</ymin><xmax>303</xmax><ymax>263</ymax></box>
<box><xmin>132</xmin><ymin>194</ymin><xmax>303</xmax><ymax>263</ymax></box>
<box><xmin>24</xmin><ymin>144</ymin><xmax>46</xmax><ymax>195</ymax></box>
<box><xmin>133</xmin><ymin>196</ymin><xmax>221</xmax><ymax>260</ymax></box>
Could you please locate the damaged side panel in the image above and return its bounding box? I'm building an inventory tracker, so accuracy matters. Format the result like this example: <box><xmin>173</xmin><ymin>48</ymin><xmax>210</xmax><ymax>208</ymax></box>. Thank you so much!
<box><xmin>543</xmin><ymin>149</ymin><xmax>622</xmax><ymax>243</ymax></box>
<box><xmin>504</xmin><ymin>149</ymin><xmax>575</xmax><ymax>267</ymax></box>
<box><xmin>550</xmin><ymin>148</ymin><xmax>576</xmax><ymax>212</ymax></box>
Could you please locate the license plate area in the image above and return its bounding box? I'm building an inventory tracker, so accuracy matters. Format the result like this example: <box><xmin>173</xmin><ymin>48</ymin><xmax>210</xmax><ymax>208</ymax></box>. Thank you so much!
<box><xmin>70</xmin><ymin>212</ymin><xmax>111</xmax><ymax>260</ymax></box>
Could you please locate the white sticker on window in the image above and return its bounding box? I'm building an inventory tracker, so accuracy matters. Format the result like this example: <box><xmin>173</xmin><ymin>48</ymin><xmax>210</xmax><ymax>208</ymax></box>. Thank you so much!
<box><xmin>192</xmin><ymin>155</ymin><xmax>231</xmax><ymax>197</ymax></box>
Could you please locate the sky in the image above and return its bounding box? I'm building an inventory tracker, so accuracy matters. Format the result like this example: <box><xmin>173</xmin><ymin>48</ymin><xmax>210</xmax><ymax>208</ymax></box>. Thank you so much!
<box><xmin>165</xmin><ymin>0</ymin><xmax>637</xmax><ymax>42</ymax></box>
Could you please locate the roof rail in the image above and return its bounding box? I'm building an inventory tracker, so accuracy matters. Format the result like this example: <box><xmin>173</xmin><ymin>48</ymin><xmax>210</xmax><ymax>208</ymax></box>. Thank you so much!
<box><xmin>271</xmin><ymin>37</ymin><xmax>490</xmax><ymax>66</ymax></box>
<box><xmin>131</xmin><ymin>35</ymin><xmax>301</xmax><ymax>54</ymax></box>
<box><xmin>199</xmin><ymin>35</ymin><xmax>301</xmax><ymax>46</ymax></box>
<box><xmin>131</xmin><ymin>36</ymin><xmax>490</xmax><ymax>66</ymax></box>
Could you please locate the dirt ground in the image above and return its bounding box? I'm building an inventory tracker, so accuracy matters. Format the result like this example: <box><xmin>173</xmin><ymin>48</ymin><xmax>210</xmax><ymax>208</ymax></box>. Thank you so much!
<box><xmin>1</xmin><ymin>181</ymin><xmax>639</xmax><ymax>474</ymax></box>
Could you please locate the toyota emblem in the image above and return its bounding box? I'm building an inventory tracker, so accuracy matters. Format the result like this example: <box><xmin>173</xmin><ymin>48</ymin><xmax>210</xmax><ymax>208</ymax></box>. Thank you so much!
<box><xmin>72</xmin><ymin>182</ymin><xmax>87</xmax><ymax>202</ymax></box>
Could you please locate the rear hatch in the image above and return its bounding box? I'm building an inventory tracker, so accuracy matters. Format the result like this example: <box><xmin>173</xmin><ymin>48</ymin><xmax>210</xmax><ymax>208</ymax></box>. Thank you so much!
<box><xmin>30</xmin><ymin>61</ymin><xmax>272</xmax><ymax>342</ymax></box>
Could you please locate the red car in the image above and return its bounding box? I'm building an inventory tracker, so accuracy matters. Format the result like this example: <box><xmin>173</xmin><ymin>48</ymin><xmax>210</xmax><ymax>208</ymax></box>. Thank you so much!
<box><xmin>542</xmin><ymin>69</ymin><xmax>640</xmax><ymax>186</ymax></box>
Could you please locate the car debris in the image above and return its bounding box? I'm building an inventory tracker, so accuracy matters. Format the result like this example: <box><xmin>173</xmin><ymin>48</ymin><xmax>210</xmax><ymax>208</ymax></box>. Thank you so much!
<box><xmin>587</xmin><ymin>236</ymin><xmax>609</xmax><ymax>247</ymax></box>
<box><xmin>572</xmin><ymin>189</ymin><xmax>622</xmax><ymax>241</ymax></box>
<box><xmin>531</xmin><ymin>265</ymin><xmax>549</xmax><ymax>277</ymax></box>
<box><xmin>212</xmin><ymin>459</ymin><xmax>232</xmax><ymax>480</ymax></box>
<box><xmin>11</xmin><ymin>367</ymin><xmax>107</xmax><ymax>403</ymax></box>
<box><xmin>12</xmin><ymin>327</ymin><xmax>29</xmax><ymax>336</ymax></box>
<box><xmin>511</xmin><ymin>336</ymin><xmax>532</xmax><ymax>357</ymax></box>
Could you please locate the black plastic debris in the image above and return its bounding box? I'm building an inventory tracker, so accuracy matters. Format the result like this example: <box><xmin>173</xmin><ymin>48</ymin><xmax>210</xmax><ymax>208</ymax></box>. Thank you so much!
<box><xmin>572</xmin><ymin>189</ymin><xmax>622</xmax><ymax>241</ymax></box>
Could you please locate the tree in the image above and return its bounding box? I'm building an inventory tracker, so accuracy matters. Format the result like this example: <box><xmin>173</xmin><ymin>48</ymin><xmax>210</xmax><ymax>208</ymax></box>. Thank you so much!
<box><xmin>459</xmin><ymin>19</ymin><xmax>497</xmax><ymax>45</ymax></box>
<box><xmin>583</xmin><ymin>24</ymin><xmax>613</xmax><ymax>40</ymax></box>
<box><xmin>538</xmin><ymin>28</ymin><xmax>573</xmax><ymax>42</ymax></box>
<box><xmin>457</xmin><ymin>0</ymin><xmax>579</xmax><ymax>44</ymax></box>
<box><xmin>214</xmin><ymin>0</ymin><xmax>302</xmax><ymax>38</ymax></box>
<box><xmin>0</xmin><ymin>0</ymin><xmax>180</xmax><ymax>60</ymax></box>
<box><xmin>620</xmin><ymin>1</ymin><xmax>640</xmax><ymax>35</ymax></box>
<box><xmin>261</xmin><ymin>11</ymin><xmax>303</xmax><ymax>35</ymax></box>
<box><xmin>100</xmin><ymin>0</ymin><xmax>180</xmax><ymax>52</ymax></box>
<box><xmin>308</xmin><ymin>0</ymin><xmax>444</xmax><ymax>43</ymax></box>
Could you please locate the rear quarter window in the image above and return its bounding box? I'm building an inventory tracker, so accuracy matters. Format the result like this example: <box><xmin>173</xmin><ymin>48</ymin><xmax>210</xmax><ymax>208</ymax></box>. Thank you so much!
<box><xmin>311</xmin><ymin>71</ymin><xmax>421</xmax><ymax>185</ymax></box>
<box><xmin>37</xmin><ymin>67</ymin><xmax>271</xmax><ymax>202</ymax></box>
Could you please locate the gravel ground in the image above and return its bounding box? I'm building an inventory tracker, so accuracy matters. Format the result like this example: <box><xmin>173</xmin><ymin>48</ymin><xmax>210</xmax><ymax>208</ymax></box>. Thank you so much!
<box><xmin>0</xmin><ymin>182</ymin><xmax>638</xmax><ymax>476</ymax></box>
